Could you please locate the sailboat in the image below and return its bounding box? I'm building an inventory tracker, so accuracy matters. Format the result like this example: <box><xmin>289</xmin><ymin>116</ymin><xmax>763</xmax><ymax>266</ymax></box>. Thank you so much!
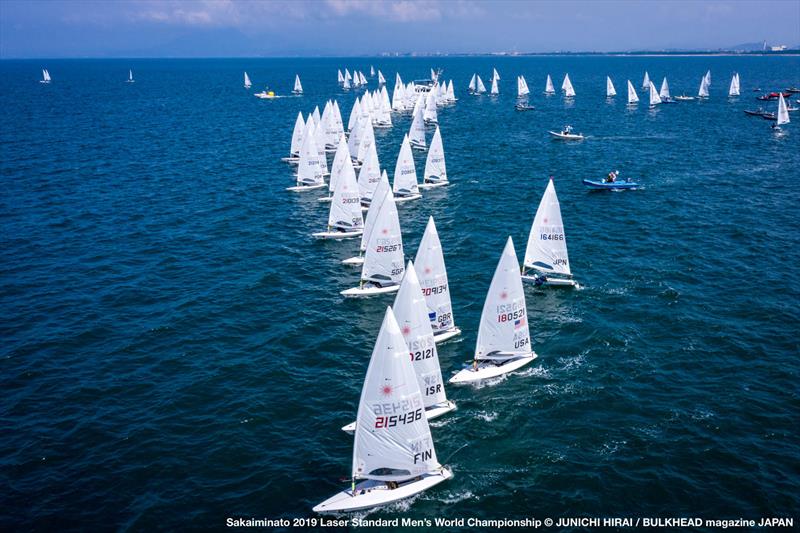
<box><xmin>517</xmin><ymin>75</ymin><xmax>530</xmax><ymax>99</ymax></box>
<box><xmin>728</xmin><ymin>73</ymin><xmax>740</xmax><ymax>97</ymax></box>
<box><xmin>313</xmin><ymin>307</ymin><xmax>452</xmax><ymax>513</ymax></box>
<box><xmin>522</xmin><ymin>178</ymin><xmax>575</xmax><ymax>287</ymax></box>
<box><xmin>562</xmin><ymin>74</ymin><xmax>575</xmax><ymax>98</ymax></box>
<box><xmin>419</xmin><ymin>126</ymin><xmax>448</xmax><ymax>189</ymax></box>
<box><xmin>377</xmin><ymin>70</ymin><xmax>386</xmax><ymax>86</ymax></box>
<box><xmin>319</xmin><ymin>134</ymin><xmax>349</xmax><ymax>203</ymax></box>
<box><xmin>293</xmin><ymin>75</ymin><xmax>303</xmax><ymax>95</ymax></box>
<box><xmin>393</xmin><ymin>135</ymin><xmax>422</xmax><ymax>202</ymax></box>
<box><xmin>642</xmin><ymin>71</ymin><xmax>650</xmax><ymax>91</ymax></box>
<box><xmin>286</xmin><ymin>121</ymin><xmax>325</xmax><ymax>191</ymax></box>
<box><xmin>342</xmin><ymin>262</ymin><xmax>456</xmax><ymax>433</ymax></box>
<box><xmin>606</xmin><ymin>76</ymin><xmax>616</xmax><ymax>98</ymax></box>
<box><xmin>370</xmin><ymin>65</ymin><xmax>376</xmax><ymax>77</ymax></box>
<box><xmin>490</xmin><ymin>75</ymin><xmax>499</xmax><ymax>95</ymax></box>
<box><xmin>698</xmin><ymin>73</ymin><xmax>710</xmax><ymax>99</ymax></box>
<box><xmin>423</xmin><ymin>89</ymin><xmax>438</xmax><ymax>124</ymax></box>
<box><xmin>243</xmin><ymin>72</ymin><xmax>251</xmax><ymax>88</ymax></box>
<box><xmin>313</xmin><ymin>145</ymin><xmax>363</xmax><ymax>239</ymax></box>
<box><xmin>338</xmin><ymin>69</ymin><xmax>345</xmax><ymax>84</ymax></box>
<box><xmin>446</xmin><ymin>80</ymin><xmax>457</xmax><ymax>102</ymax></box>
<box><xmin>627</xmin><ymin>80</ymin><xmax>639</xmax><ymax>106</ymax></box>
<box><xmin>648</xmin><ymin>81</ymin><xmax>662</xmax><ymax>108</ymax></box>
<box><xmin>344</xmin><ymin>175</ymin><xmax>391</xmax><ymax>266</ymax></box>
<box><xmin>282</xmin><ymin>112</ymin><xmax>305</xmax><ymax>163</ymax></box>
<box><xmin>476</xmin><ymin>75</ymin><xmax>487</xmax><ymax>94</ymax></box>
<box><xmin>356</xmin><ymin>144</ymin><xmax>383</xmax><ymax>209</ymax></box>
<box><xmin>450</xmin><ymin>236</ymin><xmax>537</xmax><ymax>383</ymax></box>
<box><xmin>126</xmin><ymin>69</ymin><xmax>135</xmax><ymax>84</ymax></box>
<box><xmin>544</xmin><ymin>74</ymin><xmax>555</xmax><ymax>95</ymax></box>
<box><xmin>492</xmin><ymin>67</ymin><xmax>500</xmax><ymax>82</ymax></box>
<box><xmin>772</xmin><ymin>93</ymin><xmax>790</xmax><ymax>132</ymax></box>
<box><xmin>659</xmin><ymin>77</ymin><xmax>675</xmax><ymax>103</ymax></box>
<box><xmin>340</xmin><ymin>192</ymin><xmax>405</xmax><ymax>297</ymax></box>
<box><xmin>409</xmin><ymin>105</ymin><xmax>427</xmax><ymax>150</ymax></box>
<box><xmin>415</xmin><ymin>217</ymin><xmax>461</xmax><ymax>343</ymax></box>
<box><xmin>468</xmin><ymin>74</ymin><xmax>477</xmax><ymax>94</ymax></box>
<box><xmin>40</xmin><ymin>69</ymin><xmax>51</xmax><ymax>84</ymax></box>
<box><xmin>343</xmin><ymin>70</ymin><xmax>352</xmax><ymax>90</ymax></box>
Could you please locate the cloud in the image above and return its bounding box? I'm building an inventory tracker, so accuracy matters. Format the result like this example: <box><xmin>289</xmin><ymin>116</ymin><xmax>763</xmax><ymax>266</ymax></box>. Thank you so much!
<box><xmin>325</xmin><ymin>0</ymin><xmax>442</xmax><ymax>22</ymax></box>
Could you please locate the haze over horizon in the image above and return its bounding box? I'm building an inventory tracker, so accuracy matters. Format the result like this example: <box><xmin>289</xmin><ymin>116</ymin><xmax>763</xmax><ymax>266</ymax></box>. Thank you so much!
<box><xmin>2</xmin><ymin>0</ymin><xmax>799</xmax><ymax>59</ymax></box>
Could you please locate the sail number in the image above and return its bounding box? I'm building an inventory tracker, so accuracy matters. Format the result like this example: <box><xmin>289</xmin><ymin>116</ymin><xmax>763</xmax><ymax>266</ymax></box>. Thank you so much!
<box><xmin>411</xmin><ymin>348</ymin><xmax>435</xmax><ymax>361</ymax></box>
<box><xmin>376</xmin><ymin>244</ymin><xmax>401</xmax><ymax>252</ymax></box>
<box><xmin>421</xmin><ymin>285</ymin><xmax>447</xmax><ymax>296</ymax></box>
<box><xmin>375</xmin><ymin>408</ymin><xmax>423</xmax><ymax>428</ymax></box>
<box><xmin>498</xmin><ymin>308</ymin><xmax>526</xmax><ymax>323</ymax></box>
<box><xmin>540</xmin><ymin>233</ymin><xmax>564</xmax><ymax>241</ymax></box>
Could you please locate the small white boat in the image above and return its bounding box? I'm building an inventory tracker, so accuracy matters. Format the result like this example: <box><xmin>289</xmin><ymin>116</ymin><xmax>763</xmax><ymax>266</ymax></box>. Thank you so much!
<box><xmin>243</xmin><ymin>72</ymin><xmax>251</xmax><ymax>88</ymax></box>
<box><xmin>293</xmin><ymin>74</ymin><xmax>303</xmax><ymax>94</ymax></box>
<box><xmin>548</xmin><ymin>126</ymin><xmax>584</xmax><ymax>140</ymax></box>
<box><xmin>476</xmin><ymin>75</ymin><xmax>487</xmax><ymax>94</ymax></box>
<box><xmin>254</xmin><ymin>89</ymin><xmax>277</xmax><ymax>99</ymax></box>
<box><xmin>698</xmin><ymin>72</ymin><xmax>710</xmax><ymax>98</ymax></box>
<box><xmin>341</xmin><ymin>189</ymin><xmax>404</xmax><ymax>297</ymax></box>
<box><xmin>393</xmin><ymin>134</ymin><xmax>422</xmax><ymax>202</ymax></box>
<box><xmin>282</xmin><ymin>112</ymin><xmax>305</xmax><ymax>163</ymax></box>
<box><xmin>660</xmin><ymin>77</ymin><xmax>672</xmax><ymax>101</ymax></box>
<box><xmin>490</xmin><ymin>75</ymin><xmax>499</xmax><ymax>95</ymax></box>
<box><xmin>287</xmin><ymin>121</ymin><xmax>325</xmax><ymax>191</ymax></box>
<box><xmin>521</xmin><ymin>178</ymin><xmax>576</xmax><ymax>287</ymax></box>
<box><xmin>728</xmin><ymin>72</ymin><xmax>740</xmax><ymax>97</ymax></box>
<box><xmin>627</xmin><ymin>80</ymin><xmax>639</xmax><ymax>106</ymax></box>
<box><xmin>40</xmin><ymin>69</ymin><xmax>51</xmax><ymax>84</ymax></box>
<box><xmin>648</xmin><ymin>81</ymin><xmax>662</xmax><ymax>108</ymax></box>
<box><xmin>415</xmin><ymin>217</ymin><xmax>461</xmax><ymax>343</ymax></box>
<box><xmin>772</xmin><ymin>93</ymin><xmax>790</xmax><ymax>132</ymax></box>
<box><xmin>674</xmin><ymin>94</ymin><xmax>695</xmax><ymax>101</ymax></box>
<box><xmin>606</xmin><ymin>76</ymin><xmax>616</xmax><ymax>98</ymax></box>
<box><xmin>449</xmin><ymin>237</ymin><xmax>537</xmax><ymax>384</ymax></box>
<box><xmin>409</xmin><ymin>104</ymin><xmax>427</xmax><ymax>150</ymax></box>
<box><xmin>344</xmin><ymin>177</ymin><xmax>391</xmax><ymax>266</ymax></box>
<box><xmin>642</xmin><ymin>71</ymin><xmax>650</xmax><ymax>91</ymax></box>
<box><xmin>314</xmin><ymin>307</ymin><xmax>451</xmax><ymax>513</ymax></box>
<box><xmin>544</xmin><ymin>74</ymin><xmax>555</xmax><ymax>95</ymax></box>
<box><xmin>419</xmin><ymin>126</ymin><xmax>448</xmax><ymax>189</ymax></box>
<box><xmin>517</xmin><ymin>75</ymin><xmax>530</xmax><ymax>98</ymax></box>
<box><xmin>126</xmin><ymin>69</ymin><xmax>135</xmax><ymax>83</ymax></box>
<box><xmin>562</xmin><ymin>73</ymin><xmax>575</xmax><ymax>98</ymax></box>
<box><xmin>312</xmin><ymin>140</ymin><xmax>363</xmax><ymax>240</ymax></box>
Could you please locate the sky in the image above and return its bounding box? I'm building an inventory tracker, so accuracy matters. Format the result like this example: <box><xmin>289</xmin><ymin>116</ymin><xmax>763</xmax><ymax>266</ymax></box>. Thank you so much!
<box><xmin>1</xmin><ymin>0</ymin><xmax>799</xmax><ymax>58</ymax></box>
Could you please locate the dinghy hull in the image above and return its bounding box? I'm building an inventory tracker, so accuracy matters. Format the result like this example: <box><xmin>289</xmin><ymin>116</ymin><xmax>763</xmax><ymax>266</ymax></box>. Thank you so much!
<box><xmin>521</xmin><ymin>274</ymin><xmax>577</xmax><ymax>287</ymax></box>
<box><xmin>317</xmin><ymin>196</ymin><xmax>333</xmax><ymax>203</ymax></box>
<box><xmin>341</xmin><ymin>256</ymin><xmax>365</xmax><ymax>266</ymax></box>
<box><xmin>393</xmin><ymin>194</ymin><xmax>422</xmax><ymax>203</ymax></box>
<box><xmin>312</xmin><ymin>230</ymin><xmax>363</xmax><ymax>240</ymax></box>
<box><xmin>418</xmin><ymin>180</ymin><xmax>449</xmax><ymax>190</ymax></box>
<box><xmin>341</xmin><ymin>285</ymin><xmax>401</xmax><ymax>298</ymax></box>
<box><xmin>286</xmin><ymin>183</ymin><xmax>327</xmax><ymax>192</ymax></box>
<box><xmin>312</xmin><ymin>468</ymin><xmax>453</xmax><ymax>513</ymax></box>
<box><xmin>433</xmin><ymin>327</ymin><xmax>461</xmax><ymax>344</ymax></box>
<box><xmin>548</xmin><ymin>131</ymin><xmax>584</xmax><ymax>140</ymax></box>
<box><xmin>449</xmin><ymin>354</ymin><xmax>537</xmax><ymax>384</ymax></box>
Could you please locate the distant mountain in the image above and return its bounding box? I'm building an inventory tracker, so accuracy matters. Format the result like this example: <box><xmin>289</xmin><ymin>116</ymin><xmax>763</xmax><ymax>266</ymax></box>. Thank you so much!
<box><xmin>726</xmin><ymin>42</ymin><xmax>767</xmax><ymax>51</ymax></box>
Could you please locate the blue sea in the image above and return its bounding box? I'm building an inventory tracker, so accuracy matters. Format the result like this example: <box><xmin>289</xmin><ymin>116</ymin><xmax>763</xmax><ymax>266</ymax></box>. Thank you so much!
<box><xmin>1</xmin><ymin>56</ymin><xmax>799</xmax><ymax>531</ymax></box>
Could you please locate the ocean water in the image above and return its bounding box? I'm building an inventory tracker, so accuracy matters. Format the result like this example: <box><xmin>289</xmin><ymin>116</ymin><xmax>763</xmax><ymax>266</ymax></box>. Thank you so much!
<box><xmin>1</xmin><ymin>56</ymin><xmax>799</xmax><ymax>530</ymax></box>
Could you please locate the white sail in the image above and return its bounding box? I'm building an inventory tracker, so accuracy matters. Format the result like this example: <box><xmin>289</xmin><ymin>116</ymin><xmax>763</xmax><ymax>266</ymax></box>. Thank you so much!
<box><xmin>348</xmin><ymin>97</ymin><xmax>361</xmax><ymax>132</ymax></box>
<box><xmin>370</xmin><ymin>65</ymin><xmax>376</xmax><ymax>77</ymax></box>
<box><xmin>360</xmin><ymin>71</ymin><xmax>368</xmax><ymax>85</ymax></box>
<box><xmin>357</xmin><ymin>143</ymin><xmax>383</xmax><ymax>202</ymax></box>
<box><xmin>352</xmin><ymin>307</ymin><xmax>439</xmax><ymax>482</ymax></box>
<box><xmin>476</xmin><ymin>75</ymin><xmax>486</xmax><ymax>94</ymax></box>
<box><xmin>728</xmin><ymin>73</ymin><xmax>740</xmax><ymax>96</ymax></box>
<box><xmin>446</xmin><ymin>80</ymin><xmax>455</xmax><ymax>102</ymax></box>
<box><xmin>361</xmin><ymin>193</ymin><xmax>404</xmax><ymax>286</ymax></box>
<box><xmin>524</xmin><ymin>179</ymin><xmax>571</xmax><ymax>277</ymax></box>
<box><xmin>345</xmin><ymin>69</ymin><xmax>352</xmax><ymax>82</ymax></box>
<box><xmin>423</xmin><ymin>126</ymin><xmax>446</xmax><ymax>184</ymax></box>
<box><xmin>492</xmin><ymin>67</ymin><xmax>500</xmax><ymax>81</ymax></box>
<box><xmin>490</xmin><ymin>75</ymin><xmax>499</xmax><ymax>95</ymax></box>
<box><xmin>332</xmin><ymin>100</ymin><xmax>345</xmax><ymax>140</ymax></box>
<box><xmin>392</xmin><ymin>76</ymin><xmax>405</xmax><ymax>111</ymax></box>
<box><xmin>698</xmin><ymin>74</ymin><xmax>709</xmax><ymax>98</ymax></box>
<box><xmin>393</xmin><ymin>262</ymin><xmax>448</xmax><ymax>408</ymax></box>
<box><xmin>659</xmin><ymin>77</ymin><xmax>670</xmax><ymax>99</ymax></box>
<box><xmin>468</xmin><ymin>74</ymin><xmax>477</xmax><ymax>92</ymax></box>
<box><xmin>128</xmin><ymin>69</ymin><xmax>134</xmax><ymax>82</ymax></box>
<box><xmin>430</xmin><ymin>68</ymin><xmax>438</xmax><ymax>81</ymax></box>
<box><xmin>356</xmin><ymin>116</ymin><xmax>375</xmax><ymax>164</ymax></box>
<box><xmin>296</xmin><ymin>122</ymin><xmax>324</xmax><ymax>187</ymax></box>
<box><xmin>777</xmin><ymin>93</ymin><xmax>790</xmax><ymax>126</ymax></box>
<box><xmin>360</xmin><ymin>175</ymin><xmax>392</xmax><ymax>253</ymax></box>
<box><xmin>409</xmin><ymin>105</ymin><xmax>426</xmax><ymax>148</ymax></box>
<box><xmin>378</xmin><ymin>86</ymin><xmax>393</xmax><ymax>126</ymax></box>
<box><xmin>41</xmin><ymin>69</ymin><xmax>51</xmax><ymax>83</ymax></box>
<box><xmin>394</xmin><ymin>135</ymin><xmax>419</xmax><ymax>196</ymax></box>
<box><xmin>476</xmin><ymin>237</ymin><xmax>532</xmax><ymax>361</ymax></box>
<box><xmin>348</xmin><ymin>115</ymin><xmax>364</xmax><ymax>160</ymax></box>
<box><xmin>561</xmin><ymin>73</ymin><xmax>570</xmax><ymax>91</ymax></box>
<box><xmin>649</xmin><ymin>81</ymin><xmax>662</xmax><ymax>106</ymax></box>
<box><xmin>378</xmin><ymin>70</ymin><xmax>386</xmax><ymax>85</ymax></box>
<box><xmin>423</xmin><ymin>89</ymin><xmax>438</xmax><ymax>123</ymax></box>
<box><xmin>244</xmin><ymin>71</ymin><xmax>252</xmax><ymax>88</ymax></box>
<box><xmin>327</xmin><ymin>153</ymin><xmax>363</xmax><ymax>232</ymax></box>
<box><xmin>338</xmin><ymin>69</ymin><xmax>344</xmax><ymax>83</ymax></box>
<box><xmin>289</xmin><ymin>111</ymin><xmax>305</xmax><ymax>156</ymax></box>
<box><xmin>705</xmin><ymin>70</ymin><xmax>711</xmax><ymax>86</ymax></box>
<box><xmin>516</xmin><ymin>75</ymin><xmax>530</xmax><ymax>97</ymax></box>
<box><xmin>293</xmin><ymin>74</ymin><xmax>303</xmax><ymax>93</ymax></box>
<box><xmin>606</xmin><ymin>76</ymin><xmax>616</xmax><ymax>97</ymax></box>
<box><xmin>328</xmin><ymin>134</ymin><xmax>350</xmax><ymax>193</ymax></box>
<box><xmin>414</xmin><ymin>217</ymin><xmax>456</xmax><ymax>335</ymax></box>
<box><xmin>627</xmin><ymin>80</ymin><xmax>639</xmax><ymax>104</ymax></box>
<box><xmin>343</xmin><ymin>76</ymin><xmax>352</xmax><ymax>90</ymax></box>
<box><xmin>312</xmin><ymin>105</ymin><xmax>321</xmax><ymax>128</ymax></box>
<box><xmin>642</xmin><ymin>71</ymin><xmax>650</xmax><ymax>90</ymax></box>
<box><xmin>545</xmin><ymin>74</ymin><xmax>555</xmax><ymax>94</ymax></box>
<box><xmin>563</xmin><ymin>74</ymin><xmax>575</xmax><ymax>97</ymax></box>
<box><xmin>315</xmin><ymin>116</ymin><xmax>329</xmax><ymax>175</ymax></box>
